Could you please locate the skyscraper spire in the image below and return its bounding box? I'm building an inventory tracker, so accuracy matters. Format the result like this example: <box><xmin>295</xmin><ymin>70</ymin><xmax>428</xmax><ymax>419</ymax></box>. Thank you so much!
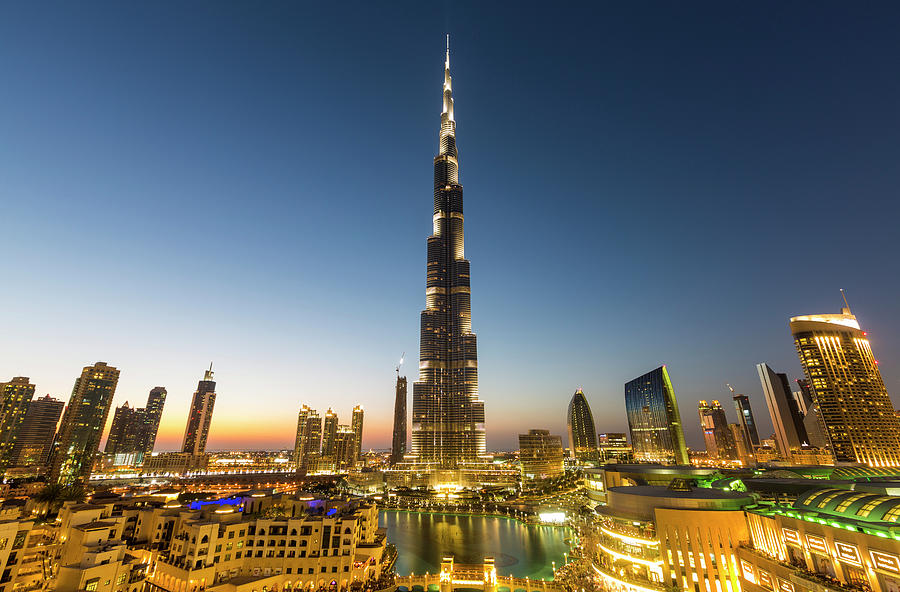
<box><xmin>410</xmin><ymin>40</ymin><xmax>486</xmax><ymax>470</ymax></box>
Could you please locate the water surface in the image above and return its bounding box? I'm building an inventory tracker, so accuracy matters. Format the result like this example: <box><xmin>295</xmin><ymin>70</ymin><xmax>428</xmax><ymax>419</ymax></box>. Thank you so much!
<box><xmin>379</xmin><ymin>510</ymin><xmax>571</xmax><ymax>580</ymax></box>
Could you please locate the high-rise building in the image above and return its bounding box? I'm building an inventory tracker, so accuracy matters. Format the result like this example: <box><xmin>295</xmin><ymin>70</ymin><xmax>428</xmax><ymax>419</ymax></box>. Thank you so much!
<box><xmin>758</xmin><ymin>363</ymin><xmax>808</xmax><ymax>459</ymax></box>
<box><xmin>50</xmin><ymin>362</ymin><xmax>120</xmax><ymax>485</ymax></box>
<box><xmin>351</xmin><ymin>405</ymin><xmax>364</xmax><ymax>460</ymax></box>
<box><xmin>518</xmin><ymin>429</ymin><xmax>564</xmax><ymax>480</ymax></box>
<box><xmin>137</xmin><ymin>386</ymin><xmax>166</xmax><ymax>456</ymax></box>
<box><xmin>0</xmin><ymin>377</ymin><xmax>36</xmax><ymax>469</ymax></box>
<box><xmin>625</xmin><ymin>366</ymin><xmax>689</xmax><ymax>465</ymax></box>
<box><xmin>792</xmin><ymin>379</ymin><xmax>830</xmax><ymax>450</ymax></box>
<box><xmin>322</xmin><ymin>409</ymin><xmax>338</xmax><ymax>458</ymax></box>
<box><xmin>728</xmin><ymin>423</ymin><xmax>754</xmax><ymax>466</ymax></box>
<box><xmin>597</xmin><ymin>432</ymin><xmax>632</xmax><ymax>463</ymax></box>
<box><xmin>698</xmin><ymin>400</ymin><xmax>736</xmax><ymax>460</ymax></box>
<box><xmin>732</xmin><ymin>394</ymin><xmax>760</xmax><ymax>448</ymax></box>
<box><xmin>567</xmin><ymin>389</ymin><xmax>598</xmax><ymax>462</ymax></box>
<box><xmin>293</xmin><ymin>405</ymin><xmax>322</xmax><ymax>474</ymax></box>
<box><xmin>105</xmin><ymin>402</ymin><xmax>138</xmax><ymax>456</ymax></box>
<box><xmin>333</xmin><ymin>426</ymin><xmax>357</xmax><ymax>472</ymax></box>
<box><xmin>391</xmin><ymin>375</ymin><xmax>407</xmax><ymax>465</ymax></box>
<box><xmin>12</xmin><ymin>394</ymin><xmax>64</xmax><ymax>467</ymax></box>
<box><xmin>791</xmin><ymin>306</ymin><xmax>900</xmax><ymax>466</ymax></box>
<box><xmin>181</xmin><ymin>365</ymin><xmax>216</xmax><ymax>456</ymax></box>
<box><xmin>410</xmin><ymin>42</ymin><xmax>487</xmax><ymax>470</ymax></box>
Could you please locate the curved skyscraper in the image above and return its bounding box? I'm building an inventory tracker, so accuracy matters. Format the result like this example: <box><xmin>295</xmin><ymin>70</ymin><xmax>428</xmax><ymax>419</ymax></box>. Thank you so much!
<box><xmin>791</xmin><ymin>305</ymin><xmax>900</xmax><ymax>466</ymax></box>
<box><xmin>411</xmin><ymin>41</ymin><xmax>487</xmax><ymax>469</ymax></box>
<box><xmin>625</xmin><ymin>366</ymin><xmax>689</xmax><ymax>465</ymax></box>
<box><xmin>566</xmin><ymin>389</ymin><xmax>598</xmax><ymax>461</ymax></box>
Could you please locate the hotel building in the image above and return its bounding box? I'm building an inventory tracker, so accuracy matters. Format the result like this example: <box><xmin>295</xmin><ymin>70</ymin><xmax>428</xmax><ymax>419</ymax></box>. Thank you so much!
<box><xmin>625</xmin><ymin>367</ymin><xmax>689</xmax><ymax>465</ymax></box>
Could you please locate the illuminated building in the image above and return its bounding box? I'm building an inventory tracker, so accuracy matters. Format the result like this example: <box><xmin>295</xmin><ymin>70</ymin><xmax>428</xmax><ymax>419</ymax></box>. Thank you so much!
<box><xmin>410</xmin><ymin>41</ymin><xmax>488</xmax><ymax>471</ymax></box>
<box><xmin>625</xmin><ymin>366</ymin><xmax>689</xmax><ymax>465</ymax></box>
<box><xmin>567</xmin><ymin>389</ymin><xmax>599</xmax><ymax>462</ymax></box>
<box><xmin>790</xmin><ymin>306</ymin><xmax>900</xmax><ymax>466</ymax></box>
<box><xmin>181</xmin><ymin>365</ymin><xmax>217</xmax><ymax>456</ymax></box>
<box><xmin>390</xmin><ymin>375</ymin><xmax>407</xmax><ymax>465</ymax></box>
<box><xmin>758</xmin><ymin>363</ymin><xmax>808</xmax><ymax>460</ymax></box>
<box><xmin>729</xmin><ymin>423</ymin><xmax>754</xmax><ymax>466</ymax></box>
<box><xmin>738</xmin><ymin>487</ymin><xmax>900</xmax><ymax>592</ymax></box>
<box><xmin>11</xmin><ymin>394</ymin><xmax>64</xmax><ymax>467</ymax></box>
<box><xmin>518</xmin><ymin>429</ymin><xmax>564</xmax><ymax>480</ymax></box>
<box><xmin>105</xmin><ymin>402</ymin><xmax>139</xmax><ymax>456</ymax></box>
<box><xmin>598</xmin><ymin>432</ymin><xmax>633</xmax><ymax>463</ymax></box>
<box><xmin>0</xmin><ymin>376</ymin><xmax>36</xmax><ymax>469</ymax></box>
<box><xmin>698</xmin><ymin>399</ymin><xmax>737</xmax><ymax>460</ymax></box>
<box><xmin>591</xmin><ymin>485</ymin><xmax>754</xmax><ymax>592</ymax></box>
<box><xmin>733</xmin><ymin>393</ymin><xmax>761</xmax><ymax>448</ymax></box>
<box><xmin>148</xmin><ymin>494</ymin><xmax>386</xmax><ymax>592</ymax></box>
<box><xmin>137</xmin><ymin>386</ymin><xmax>166</xmax><ymax>456</ymax></box>
<box><xmin>293</xmin><ymin>405</ymin><xmax>322</xmax><ymax>474</ymax></box>
<box><xmin>351</xmin><ymin>405</ymin><xmax>364</xmax><ymax>460</ymax></box>
<box><xmin>333</xmin><ymin>426</ymin><xmax>357</xmax><ymax>471</ymax></box>
<box><xmin>50</xmin><ymin>361</ymin><xmax>120</xmax><ymax>485</ymax></box>
<box><xmin>322</xmin><ymin>408</ymin><xmax>338</xmax><ymax>458</ymax></box>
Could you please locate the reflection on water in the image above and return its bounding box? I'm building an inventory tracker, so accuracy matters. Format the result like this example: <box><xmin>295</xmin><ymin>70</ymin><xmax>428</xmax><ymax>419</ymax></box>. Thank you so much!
<box><xmin>379</xmin><ymin>510</ymin><xmax>571</xmax><ymax>580</ymax></box>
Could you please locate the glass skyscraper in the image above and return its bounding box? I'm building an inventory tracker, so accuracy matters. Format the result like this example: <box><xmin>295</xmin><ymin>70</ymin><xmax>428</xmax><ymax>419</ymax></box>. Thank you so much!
<box><xmin>410</xmin><ymin>42</ymin><xmax>487</xmax><ymax>469</ymax></box>
<box><xmin>625</xmin><ymin>366</ymin><xmax>688</xmax><ymax>465</ymax></box>
<box><xmin>391</xmin><ymin>374</ymin><xmax>407</xmax><ymax>465</ymax></box>
<box><xmin>181</xmin><ymin>365</ymin><xmax>216</xmax><ymax>456</ymax></box>
<box><xmin>566</xmin><ymin>389</ymin><xmax>598</xmax><ymax>461</ymax></box>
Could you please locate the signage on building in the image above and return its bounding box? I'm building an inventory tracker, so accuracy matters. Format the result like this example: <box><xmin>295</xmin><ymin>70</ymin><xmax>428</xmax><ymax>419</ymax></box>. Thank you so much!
<box><xmin>782</xmin><ymin>528</ymin><xmax>802</xmax><ymax>546</ymax></box>
<box><xmin>834</xmin><ymin>541</ymin><xmax>862</xmax><ymax>566</ymax></box>
<box><xmin>871</xmin><ymin>550</ymin><xmax>900</xmax><ymax>574</ymax></box>
<box><xmin>806</xmin><ymin>534</ymin><xmax>829</xmax><ymax>555</ymax></box>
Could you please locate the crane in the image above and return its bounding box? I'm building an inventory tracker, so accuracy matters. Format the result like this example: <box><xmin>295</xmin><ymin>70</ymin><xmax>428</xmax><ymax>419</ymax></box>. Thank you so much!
<box><xmin>726</xmin><ymin>384</ymin><xmax>736</xmax><ymax>395</ymax></box>
<box><xmin>396</xmin><ymin>353</ymin><xmax>405</xmax><ymax>375</ymax></box>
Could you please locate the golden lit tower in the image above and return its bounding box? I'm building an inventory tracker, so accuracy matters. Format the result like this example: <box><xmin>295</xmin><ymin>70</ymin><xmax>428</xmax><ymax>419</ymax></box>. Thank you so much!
<box><xmin>351</xmin><ymin>405</ymin><xmax>364</xmax><ymax>460</ymax></box>
<box><xmin>411</xmin><ymin>39</ymin><xmax>487</xmax><ymax>469</ymax></box>
<box><xmin>293</xmin><ymin>405</ymin><xmax>321</xmax><ymax>474</ymax></box>
<box><xmin>790</xmin><ymin>300</ymin><xmax>900</xmax><ymax>466</ymax></box>
<box><xmin>0</xmin><ymin>377</ymin><xmax>36</xmax><ymax>469</ymax></box>
<box><xmin>322</xmin><ymin>408</ymin><xmax>338</xmax><ymax>458</ymax></box>
<box><xmin>181</xmin><ymin>364</ymin><xmax>216</xmax><ymax>456</ymax></box>
<box><xmin>50</xmin><ymin>362</ymin><xmax>120</xmax><ymax>485</ymax></box>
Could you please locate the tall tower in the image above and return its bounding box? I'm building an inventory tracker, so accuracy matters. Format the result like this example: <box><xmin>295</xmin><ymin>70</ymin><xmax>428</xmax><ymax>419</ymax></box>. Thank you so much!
<box><xmin>732</xmin><ymin>393</ymin><xmax>760</xmax><ymax>447</ymax></box>
<box><xmin>790</xmin><ymin>304</ymin><xmax>900</xmax><ymax>466</ymax></box>
<box><xmin>322</xmin><ymin>409</ymin><xmax>338</xmax><ymax>457</ymax></box>
<box><xmin>566</xmin><ymin>389</ymin><xmax>598</xmax><ymax>462</ymax></box>
<box><xmin>293</xmin><ymin>405</ymin><xmax>322</xmax><ymax>473</ymax></box>
<box><xmin>351</xmin><ymin>405</ymin><xmax>364</xmax><ymax>460</ymax></box>
<box><xmin>391</xmin><ymin>375</ymin><xmax>408</xmax><ymax>464</ymax></box>
<box><xmin>411</xmin><ymin>40</ymin><xmax>486</xmax><ymax>469</ymax></box>
<box><xmin>625</xmin><ymin>366</ymin><xmax>689</xmax><ymax>465</ymax></box>
<box><xmin>757</xmin><ymin>363</ymin><xmax>808</xmax><ymax>459</ymax></box>
<box><xmin>11</xmin><ymin>395</ymin><xmax>64</xmax><ymax>467</ymax></box>
<box><xmin>105</xmin><ymin>402</ymin><xmax>137</xmax><ymax>456</ymax></box>
<box><xmin>181</xmin><ymin>365</ymin><xmax>216</xmax><ymax>456</ymax></box>
<box><xmin>50</xmin><ymin>362</ymin><xmax>120</xmax><ymax>485</ymax></box>
<box><xmin>697</xmin><ymin>400</ymin><xmax>736</xmax><ymax>460</ymax></box>
<box><xmin>0</xmin><ymin>377</ymin><xmax>36</xmax><ymax>469</ymax></box>
<box><xmin>137</xmin><ymin>386</ymin><xmax>167</xmax><ymax>457</ymax></box>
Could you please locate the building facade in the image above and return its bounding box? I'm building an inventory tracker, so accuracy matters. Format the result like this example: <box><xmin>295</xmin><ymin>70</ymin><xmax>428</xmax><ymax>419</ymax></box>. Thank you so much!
<box><xmin>351</xmin><ymin>406</ymin><xmax>363</xmax><ymax>460</ymax></box>
<box><xmin>698</xmin><ymin>400</ymin><xmax>737</xmax><ymax>460</ymax></box>
<box><xmin>50</xmin><ymin>361</ymin><xmax>120</xmax><ymax>485</ymax></box>
<box><xmin>137</xmin><ymin>386</ymin><xmax>166</xmax><ymax>457</ymax></box>
<box><xmin>758</xmin><ymin>363</ymin><xmax>809</xmax><ymax>460</ymax></box>
<box><xmin>625</xmin><ymin>367</ymin><xmax>689</xmax><ymax>465</ymax></box>
<box><xmin>733</xmin><ymin>393</ymin><xmax>761</xmax><ymax>448</ymax></box>
<box><xmin>11</xmin><ymin>394</ymin><xmax>64</xmax><ymax>467</ymax></box>
<box><xmin>182</xmin><ymin>366</ymin><xmax>217</xmax><ymax>456</ymax></box>
<box><xmin>598</xmin><ymin>433</ymin><xmax>633</xmax><ymax>463</ymax></box>
<box><xmin>790</xmin><ymin>308</ymin><xmax>900</xmax><ymax>466</ymax></box>
<box><xmin>293</xmin><ymin>406</ymin><xmax>322</xmax><ymax>474</ymax></box>
<box><xmin>410</xmin><ymin>43</ymin><xmax>487</xmax><ymax>470</ymax></box>
<box><xmin>518</xmin><ymin>429</ymin><xmax>564</xmax><ymax>480</ymax></box>
<box><xmin>0</xmin><ymin>377</ymin><xmax>36</xmax><ymax>469</ymax></box>
<box><xmin>567</xmin><ymin>389</ymin><xmax>598</xmax><ymax>462</ymax></box>
<box><xmin>390</xmin><ymin>375</ymin><xmax>407</xmax><ymax>465</ymax></box>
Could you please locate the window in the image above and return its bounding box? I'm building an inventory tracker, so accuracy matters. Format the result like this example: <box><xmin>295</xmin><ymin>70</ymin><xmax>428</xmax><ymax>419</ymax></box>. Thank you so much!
<box><xmin>817</xmin><ymin>491</ymin><xmax>844</xmax><ymax>509</ymax></box>
<box><xmin>116</xmin><ymin>574</ymin><xmax>126</xmax><ymax>585</ymax></box>
<box><xmin>857</xmin><ymin>499</ymin><xmax>885</xmax><ymax>518</ymax></box>
<box><xmin>883</xmin><ymin>504</ymin><xmax>900</xmax><ymax>523</ymax></box>
<box><xmin>85</xmin><ymin>579</ymin><xmax>99</xmax><ymax>592</ymax></box>
<box><xmin>228</xmin><ymin>531</ymin><xmax>234</xmax><ymax>539</ymax></box>
<box><xmin>836</xmin><ymin>493</ymin><xmax>869</xmax><ymax>512</ymax></box>
<box><xmin>321</xmin><ymin>567</ymin><xmax>326</xmax><ymax>573</ymax></box>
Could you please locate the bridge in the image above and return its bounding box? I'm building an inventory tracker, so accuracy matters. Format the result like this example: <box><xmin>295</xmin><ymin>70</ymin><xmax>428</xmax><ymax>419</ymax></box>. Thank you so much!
<box><xmin>392</xmin><ymin>557</ymin><xmax>563</xmax><ymax>592</ymax></box>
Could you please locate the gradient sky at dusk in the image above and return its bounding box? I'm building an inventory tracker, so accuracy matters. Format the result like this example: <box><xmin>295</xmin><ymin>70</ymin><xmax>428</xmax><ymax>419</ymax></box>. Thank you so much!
<box><xmin>2</xmin><ymin>2</ymin><xmax>900</xmax><ymax>452</ymax></box>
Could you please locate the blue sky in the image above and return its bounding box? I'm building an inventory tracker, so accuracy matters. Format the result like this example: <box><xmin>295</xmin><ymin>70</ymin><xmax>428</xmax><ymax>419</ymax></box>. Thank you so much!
<box><xmin>1</xmin><ymin>1</ymin><xmax>899</xmax><ymax>451</ymax></box>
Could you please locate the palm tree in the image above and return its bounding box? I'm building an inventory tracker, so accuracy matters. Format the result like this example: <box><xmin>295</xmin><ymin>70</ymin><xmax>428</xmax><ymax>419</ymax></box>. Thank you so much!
<box><xmin>33</xmin><ymin>483</ymin><xmax>86</xmax><ymax>517</ymax></box>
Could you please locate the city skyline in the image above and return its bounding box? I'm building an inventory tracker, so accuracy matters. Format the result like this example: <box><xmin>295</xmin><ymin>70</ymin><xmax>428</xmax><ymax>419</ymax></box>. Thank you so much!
<box><xmin>3</xmin><ymin>3</ymin><xmax>900</xmax><ymax>451</ymax></box>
